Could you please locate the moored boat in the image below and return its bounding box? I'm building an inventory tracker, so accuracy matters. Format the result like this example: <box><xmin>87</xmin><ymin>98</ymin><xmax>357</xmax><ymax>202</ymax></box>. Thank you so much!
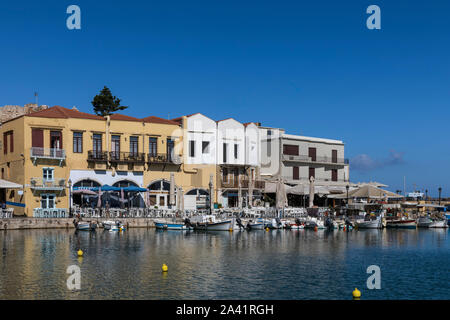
<box><xmin>103</xmin><ymin>220</ymin><xmax>126</xmax><ymax>231</ymax></box>
<box><xmin>386</xmin><ymin>218</ymin><xmax>416</xmax><ymax>229</ymax></box>
<box><xmin>428</xmin><ymin>219</ymin><xmax>448</xmax><ymax>228</ymax></box>
<box><xmin>75</xmin><ymin>221</ymin><xmax>97</xmax><ymax>231</ymax></box>
<box><xmin>154</xmin><ymin>219</ymin><xmax>192</xmax><ymax>230</ymax></box>
<box><xmin>192</xmin><ymin>215</ymin><xmax>233</xmax><ymax>231</ymax></box>
<box><xmin>416</xmin><ymin>216</ymin><xmax>433</xmax><ymax>228</ymax></box>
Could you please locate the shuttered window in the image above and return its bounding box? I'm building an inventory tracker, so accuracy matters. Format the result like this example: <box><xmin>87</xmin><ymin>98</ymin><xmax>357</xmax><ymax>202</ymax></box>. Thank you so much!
<box><xmin>309</xmin><ymin>167</ymin><xmax>315</xmax><ymax>179</ymax></box>
<box><xmin>73</xmin><ymin>132</ymin><xmax>83</xmax><ymax>153</ymax></box>
<box><xmin>293</xmin><ymin>166</ymin><xmax>299</xmax><ymax>180</ymax></box>
<box><xmin>308</xmin><ymin>147</ymin><xmax>316</xmax><ymax>161</ymax></box>
<box><xmin>283</xmin><ymin>144</ymin><xmax>299</xmax><ymax>155</ymax></box>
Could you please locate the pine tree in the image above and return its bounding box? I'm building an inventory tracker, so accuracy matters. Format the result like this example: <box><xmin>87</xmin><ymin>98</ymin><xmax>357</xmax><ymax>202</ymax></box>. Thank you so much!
<box><xmin>91</xmin><ymin>86</ymin><xmax>128</xmax><ymax>116</ymax></box>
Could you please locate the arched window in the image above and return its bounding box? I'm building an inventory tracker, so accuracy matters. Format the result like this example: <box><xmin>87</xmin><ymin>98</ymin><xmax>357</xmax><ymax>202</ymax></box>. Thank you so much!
<box><xmin>73</xmin><ymin>179</ymin><xmax>101</xmax><ymax>189</ymax></box>
<box><xmin>113</xmin><ymin>180</ymin><xmax>139</xmax><ymax>188</ymax></box>
<box><xmin>186</xmin><ymin>188</ymin><xmax>209</xmax><ymax>196</ymax></box>
<box><xmin>148</xmin><ymin>180</ymin><xmax>171</xmax><ymax>192</ymax></box>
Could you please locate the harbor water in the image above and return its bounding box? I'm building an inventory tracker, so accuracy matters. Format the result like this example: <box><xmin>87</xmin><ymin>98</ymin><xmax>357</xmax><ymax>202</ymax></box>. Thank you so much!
<box><xmin>0</xmin><ymin>228</ymin><xmax>449</xmax><ymax>300</ymax></box>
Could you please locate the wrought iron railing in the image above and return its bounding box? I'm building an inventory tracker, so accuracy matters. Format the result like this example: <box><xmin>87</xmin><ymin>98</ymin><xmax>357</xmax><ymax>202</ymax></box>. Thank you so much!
<box><xmin>30</xmin><ymin>147</ymin><xmax>65</xmax><ymax>159</ymax></box>
<box><xmin>282</xmin><ymin>154</ymin><xmax>349</xmax><ymax>164</ymax></box>
<box><xmin>30</xmin><ymin>178</ymin><xmax>66</xmax><ymax>190</ymax></box>
<box><xmin>33</xmin><ymin>208</ymin><xmax>68</xmax><ymax>218</ymax></box>
<box><xmin>147</xmin><ymin>153</ymin><xmax>182</xmax><ymax>164</ymax></box>
<box><xmin>87</xmin><ymin>150</ymin><xmax>108</xmax><ymax>161</ymax></box>
<box><xmin>109</xmin><ymin>151</ymin><xmax>146</xmax><ymax>163</ymax></box>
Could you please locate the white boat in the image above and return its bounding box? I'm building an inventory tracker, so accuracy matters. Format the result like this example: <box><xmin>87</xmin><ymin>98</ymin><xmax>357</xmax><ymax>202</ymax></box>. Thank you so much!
<box><xmin>416</xmin><ymin>216</ymin><xmax>433</xmax><ymax>228</ymax></box>
<box><xmin>355</xmin><ymin>214</ymin><xmax>383</xmax><ymax>229</ymax></box>
<box><xmin>305</xmin><ymin>217</ymin><xmax>325</xmax><ymax>230</ymax></box>
<box><xmin>75</xmin><ymin>221</ymin><xmax>97</xmax><ymax>231</ymax></box>
<box><xmin>103</xmin><ymin>220</ymin><xmax>126</xmax><ymax>231</ymax></box>
<box><xmin>193</xmin><ymin>215</ymin><xmax>233</xmax><ymax>231</ymax></box>
<box><xmin>386</xmin><ymin>218</ymin><xmax>416</xmax><ymax>229</ymax></box>
<box><xmin>247</xmin><ymin>218</ymin><xmax>267</xmax><ymax>230</ymax></box>
<box><xmin>428</xmin><ymin>219</ymin><xmax>448</xmax><ymax>228</ymax></box>
<box><xmin>154</xmin><ymin>219</ymin><xmax>192</xmax><ymax>230</ymax></box>
<box><xmin>267</xmin><ymin>218</ymin><xmax>284</xmax><ymax>229</ymax></box>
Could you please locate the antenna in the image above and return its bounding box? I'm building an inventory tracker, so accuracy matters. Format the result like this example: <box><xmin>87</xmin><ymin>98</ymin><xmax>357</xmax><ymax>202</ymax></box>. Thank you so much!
<box><xmin>34</xmin><ymin>92</ymin><xmax>38</xmax><ymax>106</ymax></box>
<box><xmin>403</xmin><ymin>176</ymin><xmax>406</xmax><ymax>196</ymax></box>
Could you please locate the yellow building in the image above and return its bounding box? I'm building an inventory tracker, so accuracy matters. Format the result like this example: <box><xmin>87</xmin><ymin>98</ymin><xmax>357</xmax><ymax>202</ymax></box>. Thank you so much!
<box><xmin>0</xmin><ymin>106</ymin><xmax>217</xmax><ymax>216</ymax></box>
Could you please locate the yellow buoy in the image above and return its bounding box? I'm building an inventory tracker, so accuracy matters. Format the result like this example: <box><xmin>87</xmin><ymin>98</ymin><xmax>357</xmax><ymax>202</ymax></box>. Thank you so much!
<box><xmin>352</xmin><ymin>288</ymin><xmax>361</xmax><ymax>300</ymax></box>
<box><xmin>265</xmin><ymin>227</ymin><xmax>269</xmax><ymax>231</ymax></box>
<box><xmin>162</xmin><ymin>263</ymin><xmax>168</xmax><ymax>272</ymax></box>
<box><xmin>77</xmin><ymin>249</ymin><xmax>83</xmax><ymax>257</ymax></box>
<box><xmin>228</xmin><ymin>228</ymin><xmax>233</xmax><ymax>232</ymax></box>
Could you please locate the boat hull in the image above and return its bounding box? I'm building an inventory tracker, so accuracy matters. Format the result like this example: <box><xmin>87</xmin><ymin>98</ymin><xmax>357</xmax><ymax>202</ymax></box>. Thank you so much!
<box><xmin>429</xmin><ymin>220</ymin><xmax>448</xmax><ymax>228</ymax></box>
<box><xmin>194</xmin><ymin>220</ymin><xmax>233</xmax><ymax>231</ymax></box>
<box><xmin>356</xmin><ymin>220</ymin><xmax>382</xmax><ymax>229</ymax></box>
<box><xmin>386</xmin><ymin>220</ymin><xmax>417</xmax><ymax>229</ymax></box>
<box><xmin>155</xmin><ymin>221</ymin><xmax>191</xmax><ymax>230</ymax></box>
<box><xmin>247</xmin><ymin>223</ymin><xmax>265</xmax><ymax>230</ymax></box>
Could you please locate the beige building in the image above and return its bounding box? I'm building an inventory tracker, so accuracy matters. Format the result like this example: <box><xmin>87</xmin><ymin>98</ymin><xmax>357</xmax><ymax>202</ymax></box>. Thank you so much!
<box><xmin>0</xmin><ymin>106</ymin><xmax>218</xmax><ymax>216</ymax></box>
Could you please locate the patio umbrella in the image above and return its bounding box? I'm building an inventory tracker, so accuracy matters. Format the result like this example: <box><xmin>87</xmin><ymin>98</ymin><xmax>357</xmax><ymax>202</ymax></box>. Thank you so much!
<box><xmin>179</xmin><ymin>187</ymin><xmax>184</xmax><ymax>211</ymax></box>
<box><xmin>72</xmin><ymin>189</ymin><xmax>97</xmax><ymax>195</ymax></box>
<box><xmin>238</xmin><ymin>178</ymin><xmax>242</xmax><ymax>209</ymax></box>
<box><xmin>120</xmin><ymin>188</ymin><xmax>125</xmax><ymax>209</ymax></box>
<box><xmin>97</xmin><ymin>187</ymin><xmax>102</xmax><ymax>208</ymax></box>
<box><xmin>276</xmin><ymin>178</ymin><xmax>287</xmax><ymax>210</ymax></box>
<box><xmin>248</xmin><ymin>174</ymin><xmax>254</xmax><ymax>208</ymax></box>
<box><xmin>169</xmin><ymin>173</ymin><xmax>175</xmax><ymax>208</ymax></box>
<box><xmin>309</xmin><ymin>176</ymin><xmax>315</xmax><ymax>208</ymax></box>
<box><xmin>209</xmin><ymin>174</ymin><xmax>214</xmax><ymax>211</ymax></box>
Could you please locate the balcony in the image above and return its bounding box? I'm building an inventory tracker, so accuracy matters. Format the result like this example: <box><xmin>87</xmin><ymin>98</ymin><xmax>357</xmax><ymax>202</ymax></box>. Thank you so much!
<box><xmin>87</xmin><ymin>150</ymin><xmax>108</xmax><ymax>161</ymax></box>
<box><xmin>109</xmin><ymin>152</ymin><xmax>146</xmax><ymax>163</ymax></box>
<box><xmin>147</xmin><ymin>153</ymin><xmax>182</xmax><ymax>169</ymax></box>
<box><xmin>30</xmin><ymin>147</ymin><xmax>66</xmax><ymax>165</ymax></box>
<box><xmin>30</xmin><ymin>178</ymin><xmax>66</xmax><ymax>191</ymax></box>
<box><xmin>282</xmin><ymin>154</ymin><xmax>349</xmax><ymax>165</ymax></box>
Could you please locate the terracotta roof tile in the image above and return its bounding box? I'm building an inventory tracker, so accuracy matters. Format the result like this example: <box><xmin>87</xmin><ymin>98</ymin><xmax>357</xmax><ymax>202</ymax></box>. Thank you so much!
<box><xmin>109</xmin><ymin>113</ymin><xmax>142</xmax><ymax>122</ymax></box>
<box><xmin>142</xmin><ymin>116</ymin><xmax>179</xmax><ymax>125</ymax></box>
<box><xmin>27</xmin><ymin>106</ymin><xmax>104</xmax><ymax>120</ymax></box>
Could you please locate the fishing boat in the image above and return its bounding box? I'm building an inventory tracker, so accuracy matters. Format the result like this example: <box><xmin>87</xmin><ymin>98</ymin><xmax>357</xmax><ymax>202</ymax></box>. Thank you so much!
<box><xmin>266</xmin><ymin>218</ymin><xmax>284</xmax><ymax>229</ymax></box>
<box><xmin>103</xmin><ymin>220</ymin><xmax>126</xmax><ymax>231</ymax></box>
<box><xmin>154</xmin><ymin>219</ymin><xmax>192</xmax><ymax>230</ymax></box>
<box><xmin>193</xmin><ymin>215</ymin><xmax>233</xmax><ymax>231</ymax></box>
<box><xmin>386</xmin><ymin>217</ymin><xmax>416</xmax><ymax>229</ymax></box>
<box><xmin>305</xmin><ymin>217</ymin><xmax>325</xmax><ymax>230</ymax></box>
<box><xmin>74</xmin><ymin>221</ymin><xmax>97</xmax><ymax>231</ymax></box>
<box><xmin>416</xmin><ymin>216</ymin><xmax>433</xmax><ymax>228</ymax></box>
<box><xmin>428</xmin><ymin>219</ymin><xmax>448</xmax><ymax>228</ymax></box>
<box><xmin>286</xmin><ymin>218</ymin><xmax>305</xmax><ymax>230</ymax></box>
<box><xmin>355</xmin><ymin>213</ymin><xmax>383</xmax><ymax>229</ymax></box>
<box><xmin>247</xmin><ymin>218</ymin><xmax>267</xmax><ymax>230</ymax></box>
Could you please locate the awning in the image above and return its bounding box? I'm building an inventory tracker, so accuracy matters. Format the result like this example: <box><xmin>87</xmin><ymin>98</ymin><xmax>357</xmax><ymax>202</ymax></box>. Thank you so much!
<box><xmin>0</xmin><ymin>179</ymin><xmax>23</xmax><ymax>189</ymax></box>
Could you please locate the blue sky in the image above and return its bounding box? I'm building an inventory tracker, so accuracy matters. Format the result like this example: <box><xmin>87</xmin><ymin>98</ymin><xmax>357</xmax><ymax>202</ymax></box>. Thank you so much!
<box><xmin>0</xmin><ymin>1</ymin><xmax>449</xmax><ymax>196</ymax></box>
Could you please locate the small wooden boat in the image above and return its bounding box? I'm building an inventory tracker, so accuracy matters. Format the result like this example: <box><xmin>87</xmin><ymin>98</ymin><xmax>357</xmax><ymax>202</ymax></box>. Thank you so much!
<box><xmin>73</xmin><ymin>220</ymin><xmax>97</xmax><ymax>231</ymax></box>
<box><xmin>192</xmin><ymin>215</ymin><xmax>233</xmax><ymax>231</ymax></box>
<box><xmin>355</xmin><ymin>215</ymin><xmax>383</xmax><ymax>229</ymax></box>
<box><xmin>386</xmin><ymin>218</ymin><xmax>416</xmax><ymax>229</ymax></box>
<box><xmin>103</xmin><ymin>220</ymin><xmax>126</xmax><ymax>231</ymax></box>
<box><xmin>154</xmin><ymin>219</ymin><xmax>192</xmax><ymax>230</ymax></box>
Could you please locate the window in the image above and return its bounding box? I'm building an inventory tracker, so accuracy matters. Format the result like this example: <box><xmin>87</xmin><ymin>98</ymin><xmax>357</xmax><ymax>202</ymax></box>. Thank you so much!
<box><xmin>149</xmin><ymin>137</ymin><xmax>157</xmax><ymax>156</ymax></box>
<box><xmin>267</xmin><ymin>130</ymin><xmax>272</xmax><ymax>157</ymax></box>
<box><xmin>3</xmin><ymin>131</ymin><xmax>13</xmax><ymax>154</ymax></box>
<box><xmin>308</xmin><ymin>147</ymin><xmax>317</xmax><ymax>161</ymax></box>
<box><xmin>130</xmin><ymin>136</ymin><xmax>139</xmax><ymax>155</ymax></box>
<box><xmin>293</xmin><ymin>166</ymin><xmax>299</xmax><ymax>180</ymax></box>
<box><xmin>332</xmin><ymin>150</ymin><xmax>337</xmax><ymax>163</ymax></box>
<box><xmin>202</xmin><ymin>141</ymin><xmax>210</xmax><ymax>154</ymax></box>
<box><xmin>41</xmin><ymin>194</ymin><xmax>55</xmax><ymax>209</ymax></box>
<box><xmin>43</xmin><ymin>168</ymin><xmax>54</xmax><ymax>181</ymax></box>
<box><xmin>50</xmin><ymin>131</ymin><xmax>62</xmax><ymax>149</ymax></box>
<box><xmin>234</xmin><ymin>144</ymin><xmax>238</xmax><ymax>159</ymax></box>
<box><xmin>309</xmin><ymin>167</ymin><xmax>315</xmax><ymax>179</ymax></box>
<box><xmin>93</xmin><ymin>134</ymin><xmax>102</xmax><ymax>157</ymax></box>
<box><xmin>283</xmin><ymin>144</ymin><xmax>299</xmax><ymax>156</ymax></box>
<box><xmin>223</xmin><ymin>143</ymin><xmax>228</xmax><ymax>163</ymax></box>
<box><xmin>111</xmin><ymin>135</ymin><xmax>120</xmax><ymax>159</ymax></box>
<box><xmin>331</xmin><ymin>169</ymin><xmax>338</xmax><ymax>182</ymax></box>
<box><xmin>222</xmin><ymin>168</ymin><xmax>229</xmax><ymax>182</ymax></box>
<box><xmin>73</xmin><ymin>132</ymin><xmax>83</xmax><ymax>153</ymax></box>
<box><xmin>189</xmin><ymin>140</ymin><xmax>195</xmax><ymax>157</ymax></box>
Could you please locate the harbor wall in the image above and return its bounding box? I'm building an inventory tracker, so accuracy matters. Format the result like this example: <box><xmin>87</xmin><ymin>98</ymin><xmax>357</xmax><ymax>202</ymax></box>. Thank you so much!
<box><xmin>0</xmin><ymin>218</ymin><xmax>159</xmax><ymax>231</ymax></box>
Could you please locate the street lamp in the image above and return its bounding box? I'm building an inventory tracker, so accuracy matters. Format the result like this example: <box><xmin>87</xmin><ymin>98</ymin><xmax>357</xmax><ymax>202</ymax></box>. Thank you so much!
<box><xmin>425</xmin><ymin>189</ymin><xmax>428</xmax><ymax>201</ymax></box>
<box><xmin>438</xmin><ymin>187</ymin><xmax>442</xmax><ymax>206</ymax></box>
<box><xmin>346</xmin><ymin>185</ymin><xmax>349</xmax><ymax>206</ymax></box>
<box><xmin>68</xmin><ymin>179</ymin><xmax>72</xmax><ymax>217</ymax></box>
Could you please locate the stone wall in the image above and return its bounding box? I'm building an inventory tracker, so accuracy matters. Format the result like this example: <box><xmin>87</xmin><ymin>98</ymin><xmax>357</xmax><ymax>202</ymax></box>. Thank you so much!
<box><xmin>0</xmin><ymin>104</ymin><xmax>49</xmax><ymax>124</ymax></box>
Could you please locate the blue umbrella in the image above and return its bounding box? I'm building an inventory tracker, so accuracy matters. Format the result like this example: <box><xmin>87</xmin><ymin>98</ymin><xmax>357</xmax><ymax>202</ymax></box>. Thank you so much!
<box><xmin>101</xmin><ymin>184</ymin><xmax>122</xmax><ymax>191</ymax></box>
<box><xmin>123</xmin><ymin>186</ymin><xmax>147</xmax><ymax>192</ymax></box>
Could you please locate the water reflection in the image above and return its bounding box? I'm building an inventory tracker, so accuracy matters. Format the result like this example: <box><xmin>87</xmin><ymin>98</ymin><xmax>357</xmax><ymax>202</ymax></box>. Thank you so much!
<box><xmin>0</xmin><ymin>228</ymin><xmax>448</xmax><ymax>299</ymax></box>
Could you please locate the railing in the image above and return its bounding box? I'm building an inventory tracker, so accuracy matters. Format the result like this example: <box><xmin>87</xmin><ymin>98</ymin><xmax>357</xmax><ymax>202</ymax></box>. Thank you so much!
<box><xmin>87</xmin><ymin>150</ymin><xmax>108</xmax><ymax>161</ymax></box>
<box><xmin>221</xmin><ymin>177</ymin><xmax>265</xmax><ymax>189</ymax></box>
<box><xmin>30</xmin><ymin>147</ymin><xmax>66</xmax><ymax>160</ymax></box>
<box><xmin>0</xmin><ymin>208</ymin><xmax>14</xmax><ymax>218</ymax></box>
<box><xmin>33</xmin><ymin>208</ymin><xmax>68</xmax><ymax>218</ymax></box>
<box><xmin>30</xmin><ymin>178</ymin><xmax>66</xmax><ymax>190</ymax></box>
<box><xmin>147</xmin><ymin>153</ymin><xmax>182</xmax><ymax>164</ymax></box>
<box><xmin>282</xmin><ymin>154</ymin><xmax>349</xmax><ymax>165</ymax></box>
<box><xmin>109</xmin><ymin>151</ymin><xmax>146</xmax><ymax>163</ymax></box>
<box><xmin>282</xmin><ymin>176</ymin><xmax>349</xmax><ymax>183</ymax></box>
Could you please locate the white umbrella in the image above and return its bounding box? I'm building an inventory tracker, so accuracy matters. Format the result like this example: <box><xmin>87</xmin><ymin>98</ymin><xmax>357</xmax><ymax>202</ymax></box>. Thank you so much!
<box><xmin>169</xmin><ymin>173</ymin><xmax>175</xmax><ymax>208</ymax></box>
<box><xmin>309</xmin><ymin>176</ymin><xmax>315</xmax><ymax>208</ymax></box>
<box><xmin>248</xmin><ymin>174</ymin><xmax>254</xmax><ymax>208</ymax></box>
<box><xmin>276</xmin><ymin>178</ymin><xmax>287</xmax><ymax>210</ymax></box>
<box><xmin>238</xmin><ymin>178</ymin><xmax>242</xmax><ymax>209</ymax></box>
<box><xmin>209</xmin><ymin>174</ymin><xmax>214</xmax><ymax>211</ymax></box>
<box><xmin>178</xmin><ymin>187</ymin><xmax>184</xmax><ymax>211</ymax></box>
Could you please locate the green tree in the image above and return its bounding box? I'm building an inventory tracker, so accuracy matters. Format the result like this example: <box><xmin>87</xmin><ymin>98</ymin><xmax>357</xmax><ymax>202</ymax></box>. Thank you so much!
<box><xmin>91</xmin><ymin>86</ymin><xmax>128</xmax><ymax>116</ymax></box>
